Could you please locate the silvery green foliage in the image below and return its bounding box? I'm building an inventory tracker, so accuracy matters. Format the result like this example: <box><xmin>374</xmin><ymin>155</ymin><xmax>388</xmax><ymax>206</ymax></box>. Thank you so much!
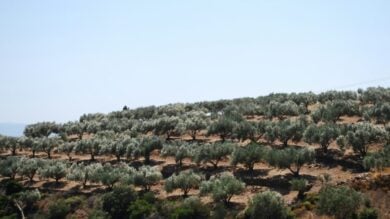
<box><xmin>359</xmin><ymin>87</ymin><xmax>390</xmax><ymax>104</ymax></box>
<box><xmin>130</xmin><ymin>165</ymin><xmax>162</xmax><ymax>191</ymax></box>
<box><xmin>317</xmin><ymin>186</ymin><xmax>363</xmax><ymax>219</ymax></box>
<box><xmin>290</xmin><ymin>178</ymin><xmax>308</xmax><ymax>199</ymax></box>
<box><xmin>67</xmin><ymin>162</ymin><xmax>104</xmax><ymax>187</ymax></box>
<box><xmin>200</xmin><ymin>172</ymin><xmax>245</xmax><ymax>204</ymax></box>
<box><xmin>58</xmin><ymin>142</ymin><xmax>76</xmax><ymax>160</ymax></box>
<box><xmin>230</xmin><ymin>143</ymin><xmax>267</xmax><ymax>172</ymax></box>
<box><xmin>274</xmin><ymin>117</ymin><xmax>308</xmax><ymax>147</ymax></box>
<box><xmin>266</xmin><ymin>100</ymin><xmax>300</xmax><ymax>120</ymax></box>
<box><xmin>131</xmin><ymin>136</ymin><xmax>162</xmax><ymax>164</ymax></box>
<box><xmin>90</xmin><ymin>163</ymin><xmax>134</xmax><ymax>189</ymax></box>
<box><xmin>17</xmin><ymin>157</ymin><xmax>43</xmax><ymax>182</ymax></box>
<box><xmin>303</xmin><ymin>123</ymin><xmax>340</xmax><ymax>153</ymax></box>
<box><xmin>312</xmin><ymin>100</ymin><xmax>360</xmax><ymax>123</ymax></box>
<box><xmin>74</xmin><ymin>131</ymin><xmax>112</xmax><ymax>161</ymax></box>
<box><xmin>161</xmin><ymin>141</ymin><xmax>196</xmax><ymax>166</ymax></box>
<box><xmin>363</xmin><ymin>102</ymin><xmax>390</xmax><ymax>124</ymax></box>
<box><xmin>0</xmin><ymin>135</ymin><xmax>19</xmax><ymax>155</ymax></box>
<box><xmin>152</xmin><ymin>116</ymin><xmax>182</xmax><ymax>140</ymax></box>
<box><xmin>157</xmin><ymin>103</ymin><xmax>186</xmax><ymax>117</ymax></box>
<box><xmin>363</xmin><ymin>144</ymin><xmax>390</xmax><ymax>171</ymax></box>
<box><xmin>38</xmin><ymin>160</ymin><xmax>67</xmax><ymax>183</ymax></box>
<box><xmin>193</xmin><ymin>142</ymin><xmax>235</xmax><ymax>169</ymax></box>
<box><xmin>341</xmin><ymin>123</ymin><xmax>386</xmax><ymax>157</ymax></box>
<box><xmin>0</xmin><ymin>156</ymin><xmax>20</xmax><ymax>179</ymax></box>
<box><xmin>183</xmin><ymin>112</ymin><xmax>208</xmax><ymax>140</ymax></box>
<box><xmin>164</xmin><ymin>170</ymin><xmax>202</xmax><ymax>196</ymax></box>
<box><xmin>36</xmin><ymin>136</ymin><xmax>62</xmax><ymax>159</ymax></box>
<box><xmin>100</xmin><ymin>133</ymin><xmax>133</xmax><ymax>161</ymax></box>
<box><xmin>318</xmin><ymin>90</ymin><xmax>357</xmax><ymax>104</ymax></box>
<box><xmin>267</xmin><ymin>147</ymin><xmax>315</xmax><ymax>177</ymax></box>
<box><xmin>234</xmin><ymin>121</ymin><xmax>258</xmax><ymax>142</ymax></box>
<box><xmin>289</xmin><ymin>92</ymin><xmax>317</xmax><ymax>113</ymax></box>
<box><xmin>207</xmin><ymin>117</ymin><xmax>237</xmax><ymax>142</ymax></box>
<box><xmin>24</xmin><ymin>122</ymin><xmax>60</xmax><ymax>138</ymax></box>
<box><xmin>245</xmin><ymin>191</ymin><xmax>290</xmax><ymax>219</ymax></box>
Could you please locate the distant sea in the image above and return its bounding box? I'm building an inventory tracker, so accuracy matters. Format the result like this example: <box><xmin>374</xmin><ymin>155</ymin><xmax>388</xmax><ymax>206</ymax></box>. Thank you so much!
<box><xmin>0</xmin><ymin>123</ymin><xmax>26</xmax><ymax>137</ymax></box>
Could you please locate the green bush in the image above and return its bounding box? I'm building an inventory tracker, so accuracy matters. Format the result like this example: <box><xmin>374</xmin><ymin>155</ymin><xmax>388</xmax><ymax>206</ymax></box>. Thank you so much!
<box><xmin>359</xmin><ymin>208</ymin><xmax>378</xmax><ymax>219</ymax></box>
<box><xmin>245</xmin><ymin>191</ymin><xmax>291</xmax><ymax>219</ymax></box>
<box><xmin>101</xmin><ymin>186</ymin><xmax>137</xmax><ymax>219</ymax></box>
<box><xmin>317</xmin><ymin>186</ymin><xmax>363</xmax><ymax>219</ymax></box>
<box><xmin>88</xmin><ymin>209</ymin><xmax>110</xmax><ymax>219</ymax></box>
<box><xmin>169</xmin><ymin>197</ymin><xmax>209</xmax><ymax>219</ymax></box>
<box><xmin>47</xmin><ymin>199</ymin><xmax>71</xmax><ymax>219</ymax></box>
<box><xmin>170</xmin><ymin>207</ymin><xmax>194</xmax><ymax>219</ymax></box>
<box><xmin>128</xmin><ymin>199</ymin><xmax>155</xmax><ymax>219</ymax></box>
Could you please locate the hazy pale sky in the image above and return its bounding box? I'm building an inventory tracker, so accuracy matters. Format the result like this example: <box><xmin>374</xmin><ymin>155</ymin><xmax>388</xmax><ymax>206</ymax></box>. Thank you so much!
<box><xmin>1</xmin><ymin>1</ymin><xmax>390</xmax><ymax>124</ymax></box>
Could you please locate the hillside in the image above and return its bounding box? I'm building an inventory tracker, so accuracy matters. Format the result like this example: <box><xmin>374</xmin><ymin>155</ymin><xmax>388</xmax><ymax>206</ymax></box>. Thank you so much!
<box><xmin>0</xmin><ymin>87</ymin><xmax>389</xmax><ymax>219</ymax></box>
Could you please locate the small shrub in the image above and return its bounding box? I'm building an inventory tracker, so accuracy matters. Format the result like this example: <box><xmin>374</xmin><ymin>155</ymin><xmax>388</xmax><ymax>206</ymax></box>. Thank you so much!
<box><xmin>359</xmin><ymin>208</ymin><xmax>378</xmax><ymax>219</ymax></box>
<box><xmin>47</xmin><ymin>199</ymin><xmax>71</xmax><ymax>219</ymax></box>
<box><xmin>88</xmin><ymin>209</ymin><xmax>110</xmax><ymax>219</ymax></box>
<box><xmin>128</xmin><ymin>199</ymin><xmax>155</xmax><ymax>219</ymax></box>
<box><xmin>317</xmin><ymin>186</ymin><xmax>363</xmax><ymax>219</ymax></box>
<box><xmin>101</xmin><ymin>186</ymin><xmax>137</xmax><ymax>219</ymax></box>
<box><xmin>245</xmin><ymin>191</ymin><xmax>291</xmax><ymax>219</ymax></box>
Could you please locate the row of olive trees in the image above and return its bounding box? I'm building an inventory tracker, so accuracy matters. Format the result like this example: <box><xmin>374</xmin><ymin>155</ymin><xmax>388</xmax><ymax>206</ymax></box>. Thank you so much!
<box><xmin>20</xmin><ymin>88</ymin><xmax>388</xmax><ymax>139</ymax></box>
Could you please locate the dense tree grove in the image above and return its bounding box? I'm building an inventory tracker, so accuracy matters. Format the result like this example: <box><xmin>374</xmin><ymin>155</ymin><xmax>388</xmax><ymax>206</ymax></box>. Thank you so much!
<box><xmin>1</xmin><ymin>87</ymin><xmax>389</xmax><ymax>218</ymax></box>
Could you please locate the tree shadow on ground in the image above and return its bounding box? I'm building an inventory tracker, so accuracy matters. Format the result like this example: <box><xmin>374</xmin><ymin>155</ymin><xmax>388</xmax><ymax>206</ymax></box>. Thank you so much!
<box><xmin>315</xmin><ymin>149</ymin><xmax>364</xmax><ymax>173</ymax></box>
<box><xmin>239</xmin><ymin>174</ymin><xmax>317</xmax><ymax>196</ymax></box>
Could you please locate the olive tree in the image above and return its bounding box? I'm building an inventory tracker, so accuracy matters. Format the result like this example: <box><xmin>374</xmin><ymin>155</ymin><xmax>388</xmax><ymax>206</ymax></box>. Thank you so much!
<box><xmin>303</xmin><ymin>124</ymin><xmax>340</xmax><ymax>153</ymax></box>
<box><xmin>275</xmin><ymin>118</ymin><xmax>307</xmax><ymax>147</ymax></box>
<box><xmin>312</xmin><ymin>100</ymin><xmax>359</xmax><ymax>123</ymax></box>
<box><xmin>24</xmin><ymin>122</ymin><xmax>59</xmax><ymax>138</ymax></box>
<box><xmin>266</xmin><ymin>100</ymin><xmax>300</xmax><ymax>120</ymax></box>
<box><xmin>130</xmin><ymin>166</ymin><xmax>162</xmax><ymax>192</ymax></box>
<box><xmin>153</xmin><ymin>116</ymin><xmax>182</xmax><ymax>140</ymax></box>
<box><xmin>100</xmin><ymin>134</ymin><xmax>133</xmax><ymax>161</ymax></box>
<box><xmin>74</xmin><ymin>137</ymin><xmax>104</xmax><ymax>161</ymax></box>
<box><xmin>91</xmin><ymin>163</ymin><xmax>132</xmax><ymax>189</ymax></box>
<box><xmin>67</xmin><ymin>163</ymin><xmax>102</xmax><ymax>188</ymax></box>
<box><xmin>0</xmin><ymin>156</ymin><xmax>20</xmax><ymax>179</ymax></box>
<box><xmin>230</xmin><ymin>143</ymin><xmax>267</xmax><ymax>173</ymax></box>
<box><xmin>234</xmin><ymin>121</ymin><xmax>258</xmax><ymax>142</ymax></box>
<box><xmin>267</xmin><ymin>147</ymin><xmax>315</xmax><ymax>177</ymax></box>
<box><xmin>164</xmin><ymin>170</ymin><xmax>202</xmax><ymax>197</ymax></box>
<box><xmin>337</xmin><ymin>123</ymin><xmax>386</xmax><ymax>157</ymax></box>
<box><xmin>0</xmin><ymin>136</ymin><xmax>19</xmax><ymax>155</ymax></box>
<box><xmin>245</xmin><ymin>191</ymin><xmax>290</xmax><ymax>219</ymax></box>
<box><xmin>17</xmin><ymin>157</ymin><xmax>43</xmax><ymax>182</ymax></box>
<box><xmin>58</xmin><ymin>142</ymin><xmax>76</xmax><ymax>161</ymax></box>
<box><xmin>38</xmin><ymin>160</ymin><xmax>67</xmax><ymax>183</ymax></box>
<box><xmin>132</xmin><ymin>136</ymin><xmax>163</xmax><ymax>164</ymax></box>
<box><xmin>183</xmin><ymin>112</ymin><xmax>208</xmax><ymax>140</ymax></box>
<box><xmin>207</xmin><ymin>117</ymin><xmax>237</xmax><ymax>142</ymax></box>
<box><xmin>193</xmin><ymin>142</ymin><xmax>235</xmax><ymax>169</ymax></box>
<box><xmin>289</xmin><ymin>178</ymin><xmax>308</xmax><ymax>200</ymax></box>
<box><xmin>36</xmin><ymin>136</ymin><xmax>61</xmax><ymax>159</ymax></box>
<box><xmin>363</xmin><ymin>144</ymin><xmax>390</xmax><ymax>171</ymax></box>
<box><xmin>364</xmin><ymin>102</ymin><xmax>390</xmax><ymax>125</ymax></box>
<box><xmin>161</xmin><ymin>141</ymin><xmax>196</xmax><ymax>167</ymax></box>
<box><xmin>200</xmin><ymin>172</ymin><xmax>245</xmax><ymax>205</ymax></box>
